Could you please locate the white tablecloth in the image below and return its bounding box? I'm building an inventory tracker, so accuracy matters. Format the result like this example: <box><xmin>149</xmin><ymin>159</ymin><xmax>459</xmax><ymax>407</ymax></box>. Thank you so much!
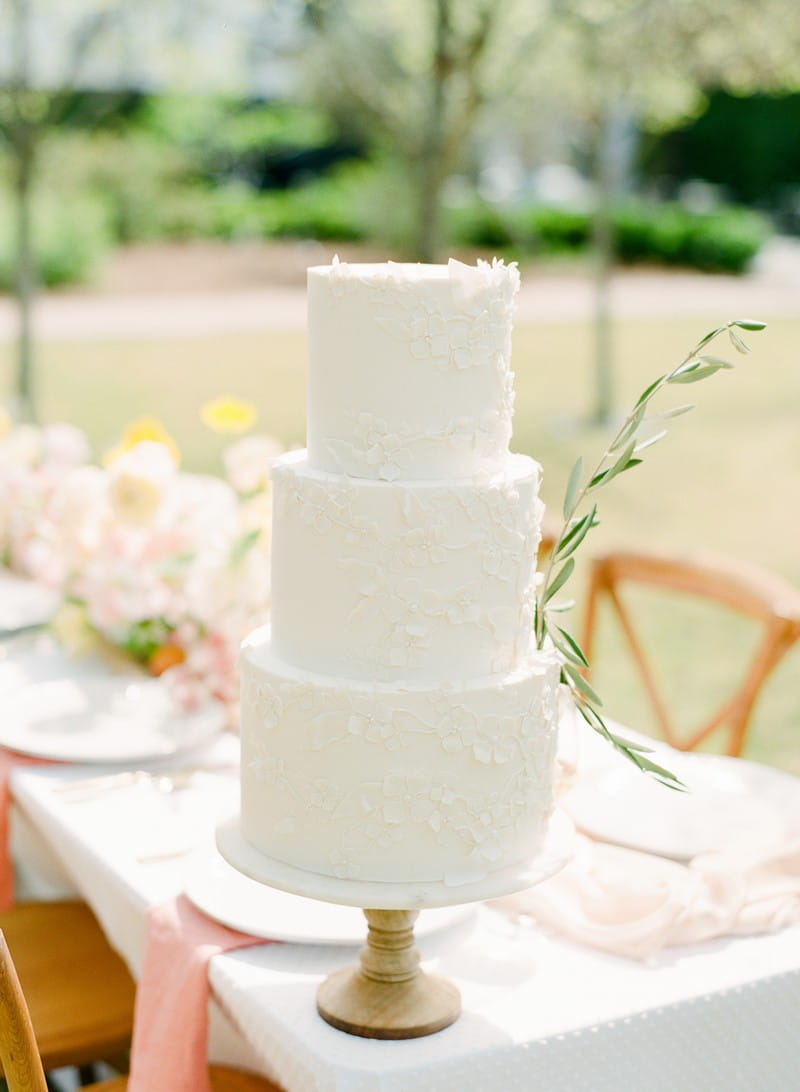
<box><xmin>9</xmin><ymin>734</ymin><xmax>800</xmax><ymax>1092</ymax></box>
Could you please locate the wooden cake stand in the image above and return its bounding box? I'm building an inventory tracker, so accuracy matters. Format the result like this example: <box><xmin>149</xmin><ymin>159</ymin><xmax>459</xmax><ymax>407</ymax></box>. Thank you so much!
<box><xmin>216</xmin><ymin>811</ymin><xmax>573</xmax><ymax>1040</ymax></box>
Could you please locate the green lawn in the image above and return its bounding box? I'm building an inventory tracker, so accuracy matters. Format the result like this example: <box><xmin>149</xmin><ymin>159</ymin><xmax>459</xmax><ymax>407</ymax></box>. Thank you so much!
<box><xmin>2</xmin><ymin>312</ymin><xmax>799</xmax><ymax>771</ymax></box>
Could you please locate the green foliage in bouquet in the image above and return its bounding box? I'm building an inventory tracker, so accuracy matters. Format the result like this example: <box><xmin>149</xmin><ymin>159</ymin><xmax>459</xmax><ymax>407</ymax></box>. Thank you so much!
<box><xmin>533</xmin><ymin>319</ymin><xmax>767</xmax><ymax>788</ymax></box>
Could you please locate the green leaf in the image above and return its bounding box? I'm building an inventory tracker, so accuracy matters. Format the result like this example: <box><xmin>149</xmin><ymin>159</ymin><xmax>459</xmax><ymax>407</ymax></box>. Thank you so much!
<box><xmin>610</xmin><ymin>735</ymin><xmax>656</xmax><ymax>754</ymax></box>
<box><xmin>609</xmin><ymin>404</ymin><xmax>646</xmax><ymax>452</ymax></box>
<box><xmin>589</xmin><ymin>441</ymin><xmax>639</xmax><ymax>489</ymax></box>
<box><xmin>230</xmin><ymin>528</ymin><xmax>261</xmax><ymax>565</ymax></box>
<box><xmin>634</xmin><ymin>429</ymin><xmax>667</xmax><ymax>453</ymax></box>
<box><xmin>554</xmin><ymin>505</ymin><xmax>598</xmax><ymax>561</ymax></box>
<box><xmin>544</xmin><ymin>598</ymin><xmax>576</xmax><ymax>614</ymax></box>
<box><xmin>563</xmin><ymin>456</ymin><xmax>583</xmax><ymax>520</ymax></box>
<box><xmin>695</xmin><ymin>325</ymin><xmax>725</xmax><ymax>350</ymax></box>
<box><xmin>593</xmin><ymin>438</ymin><xmax>637</xmax><ymax>487</ymax></box>
<box><xmin>554</xmin><ymin>625</ymin><xmax>589</xmax><ymax>667</ymax></box>
<box><xmin>628</xmin><ymin>751</ymin><xmax>686</xmax><ymax>790</ymax></box>
<box><xmin>550</xmin><ymin>628</ymin><xmax>581</xmax><ymax>666</ymax></box>
<box><xmin>669</xmin><ymin>358</ymin><xmax>702</xmax><ymax>379</ymax></box>
<box><xmin>563</xmin><ymin>662</ymin><xmax>603</xmax><ymax>705</ymax></box>
<box><xmin>543</xmin><ymin>557</ymin><xmax>575</xmax><ymax>604</ymax></box>
<box><xmin>634</xmin><ymin>374</ymin><xmax>666</xmax><ymax>408</ymax></box>
<box><xmin>728</xmin><ymin>329</ymin><xmax>750</xmax><ymax>354</ymax></box>
<box><xmin>668</xmin><ymin>363</ymin><xmax>732</xmax><ymax>384</ymax></box>
<box><xmin>698</xmin><ymin>355</ymin><xmax>734</xmax><ymax>369</ymax></box>
<box><xmin>659</xmin><ymin>403</ymin><xmax>694</xmax><ymax>419</ymax></box>
<box><xmin>575</xmin><ymin>700</ymin><xmax>614</xmax><ymax>742</ymax></box>
<box><xmin>732</xmin><ymin>319</ymin><xmax>766</xmax><ymax>331</ymax></box>
<box><xmin>573</xmin><ymin>701</ymin><xmax>685</xmax><ymax>787</ymax></box>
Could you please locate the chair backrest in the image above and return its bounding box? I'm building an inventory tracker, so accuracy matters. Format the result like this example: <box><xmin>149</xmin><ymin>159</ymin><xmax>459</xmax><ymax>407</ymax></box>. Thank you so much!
<box><xmin>581</xmin><ymin>549</ymin><xmax>800</xmax><ymax>755</ymax></box>
<box><xmin>0</xmin><ymin>929</ymin><xmax>48</xmax><ymax>1092</ymax></box>
<box><xmin>538</xmin><ymin>512</ymin><xmax>560</xmax><ymax>562</ymax></box>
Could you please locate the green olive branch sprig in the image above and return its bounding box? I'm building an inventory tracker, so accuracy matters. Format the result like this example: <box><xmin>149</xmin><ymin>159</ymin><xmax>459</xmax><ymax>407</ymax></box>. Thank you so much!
<box><xmin>533</xmin><ymin>318</ymin><xmax>766</xmax><ymax>789</ymax></box>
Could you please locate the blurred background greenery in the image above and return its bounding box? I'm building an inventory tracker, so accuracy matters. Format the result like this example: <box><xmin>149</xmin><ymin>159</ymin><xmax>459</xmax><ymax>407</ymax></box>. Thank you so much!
<box><xmin>1</xmin><ymin>0</ymin><xmax>800</xmax><ymax>766</ymax></box>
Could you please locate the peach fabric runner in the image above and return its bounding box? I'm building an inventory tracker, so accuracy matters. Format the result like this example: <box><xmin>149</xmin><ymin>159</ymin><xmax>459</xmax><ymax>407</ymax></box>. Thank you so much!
<box><xmin>0</xmin><ymin>747</ymin><xmax>55</xmax><ymax>909</ymax></box>
<box><xmin>494</xmin><ymin>833</ymin><xmax>800</xmax><ymax>961</ymax></box>
<box><xmin>128</xmin><ymin>894</ymin><xmax>269</xmax><ymax>1092</ymax></box>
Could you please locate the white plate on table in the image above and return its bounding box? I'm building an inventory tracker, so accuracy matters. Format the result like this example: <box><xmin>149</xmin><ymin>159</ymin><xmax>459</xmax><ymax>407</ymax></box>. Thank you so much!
<box><xmin>0</xmin><ymin>636</ymin><xmax>225</xmax><ymax>763</ymax></box>
<box><xmin>0</xmin><ymin>571</ymin><xmax>57</xmax><ymax>633</ymax></box>
<box><xmin>562</xmin><ymin>751</ymin><xmax>800</xmax><ymax>861</ymax></box>
<box><xmin>184</xmin><ymin>850</ymin><xmax>475</xmax><ymax>945</ymax></box>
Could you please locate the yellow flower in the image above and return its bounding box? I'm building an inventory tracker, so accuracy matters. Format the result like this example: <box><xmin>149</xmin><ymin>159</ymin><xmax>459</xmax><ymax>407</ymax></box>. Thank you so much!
<box><xmin>201</xmin><ymin>396</ymin><xmax>258</xmax><ymax>435</ymax></box>
<box><xmin>104</xmin><ymin>417</ymin><xmax>181</xmax><ymax>466</ymax></box>
<box><xmin>0</xmin><ymin>406</ymin><xmax>11</xmax><ymax>441</ymax></box>
<box><xmin>109</xmin><ymin>471</ymin><xmax>163</xmax><ymax>525</ymax></box>
<box><xmin>50</xmin><ymin>602</ymin><xmax>98</xmax><ymax>657</ymax></box>
<box><xmin>107</xmin><ymin>442</ymin><xmax>174</xmax><ymax>525</ymax></box>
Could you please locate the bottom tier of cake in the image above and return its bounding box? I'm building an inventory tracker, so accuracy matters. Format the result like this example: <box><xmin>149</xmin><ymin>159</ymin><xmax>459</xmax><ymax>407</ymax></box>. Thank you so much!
<box><xmin>239</xmin><ymin>626</ymin><xmax>561</xmax><ymax>887</ymax></box>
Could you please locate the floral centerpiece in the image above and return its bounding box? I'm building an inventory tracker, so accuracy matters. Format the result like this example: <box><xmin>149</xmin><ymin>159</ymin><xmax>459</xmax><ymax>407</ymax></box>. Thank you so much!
<box><xmin>0</xmin><ymin>406</ymin><xmax>91</xmax><ymax>575</ymax></box>
<box><xmin>3</xmin><ymin>401</ymin><xmax>282</xmax><ymax>716</ymax></box>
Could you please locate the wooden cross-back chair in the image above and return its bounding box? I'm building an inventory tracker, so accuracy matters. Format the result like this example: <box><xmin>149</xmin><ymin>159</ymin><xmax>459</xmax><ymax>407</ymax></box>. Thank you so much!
<box><xmin>538</xmin><ymin>512</ymin><xmax>560</xmax><ymax>562</ymax></box>
<box><xmin>581</xmin><ymin>549</ymin><xmax>800</xmax><ymax>756</ymax></box>
<box><xmin>0</xmin><ymin>924</ymin><xmax>283</xmax><ymax>1092</ymax></box>
<box><xmin>0</xmin><ymin>900</ymin><xmax>136</xmax><ymax>1080</ymax></box>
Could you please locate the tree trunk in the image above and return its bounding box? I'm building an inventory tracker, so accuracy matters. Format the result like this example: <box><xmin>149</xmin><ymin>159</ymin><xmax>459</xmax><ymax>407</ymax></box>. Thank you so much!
<box><xmin>589</xmin><ymin>105</ymin><xmax>615</xmax><ymax>427</ymax></box>
<box><xmin>413</xmin><ymin>0</ymin><xmax>451</xmax><ymax>262</ymax></box>
<box><xmin>14</xmin><ymin>127</ymin><xmax>37</xmax><ymax>424</ymax></box>
<box><xmin>11</xmin><ymin>0</ymin><xmax>37</xmax><ymax>423</ymax></box>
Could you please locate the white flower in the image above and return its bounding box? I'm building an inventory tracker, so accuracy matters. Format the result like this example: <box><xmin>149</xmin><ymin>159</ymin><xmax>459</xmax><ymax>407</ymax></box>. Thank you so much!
<box><xmin>445</xmin><ymin>584</ymin><xmax>482</xmax><ymax>626</ymax></box>
<box><xmin>329</xmin><ymin>848</ymin><xmax>360</xmax><ymax>879</ymax></box>
<box><xmin>250</xmin><ymin>682</ymin><xmax>282</xmax><ymax>728</ymax></box>
<box><xmin>1</xmin><ymin>424</ymin><xmax>42</xmax><ymax>468</ymax></box>
<box><xmin>398</xmin><ymin>525</ymin><xmax>447</xmax><ymax>567</ymax></box>
<box><xmin>472</xmin><ymin>715</ymin><xmax>518</xmax><ymax>765</ymax></box>
<box><xmin>386</xmin><ymin>622</ymin><xmax>433</xmax><ymax>668</ymax></box>
<box><xmin>328</xmin><ymin>254</ymin><xmax>350</xmax><ymax>297</ymax></box>
<box><xmin>347</xmin><ymin>702</ymin><xmax>404</xmax><ymax>749</ymax></box>
<box><xmin>482</xmin><ymin>542</ymin><xmax>519</xmax><ymax>583</ymax></box>
<box><xmin>435</xmin><ymin>705</ymin><xmax>479</xmax><ymax>755</ymax></box>
<box><xmin>108</xmin><ymin>471</ymin><xmax>163</xmax><ymax>526</ymax></box>
<box><xmin>248</xmin><ymin>752</ymin><xmax>283</xmax><ymax>786</ymax></box>
<box><xmin>41</xmin><ymin>423</ymin><xmax>90</xmax><ymax>468</ymax></box>
<box><xmin>49</xmin><ymin>601</ymin><xmax>97</xmax><ymax>656</ymax></box>
<box><xmin>223</xmin><ymin>434</ymin><xmax>283</xmax><ymax>495</ymax></box>
<box><xmin>309</xmin><ymin>779</ymin><xmax>340</xmax><ymax>812</ymax></box>
<box><xmin>107</xmin><ymin>442</ymin><xmax>175</xmax><ymax>526</ymax></box>
<box><xmin>352</xmin><ymin>414</ymin><xmax>412</xmax><ymax>481</ymax></box>
<box><xmin>381</xmin><ymin>775</ymin><xmax>455</xmax><ymax>831</ymax></box>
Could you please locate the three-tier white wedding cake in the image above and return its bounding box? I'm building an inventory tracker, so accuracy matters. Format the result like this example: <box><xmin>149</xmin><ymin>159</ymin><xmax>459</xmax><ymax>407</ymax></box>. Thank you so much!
<box><xmin>239</xmin><ymin>257</ymin><xmax>561</xmax><ymax>891</ymax></box>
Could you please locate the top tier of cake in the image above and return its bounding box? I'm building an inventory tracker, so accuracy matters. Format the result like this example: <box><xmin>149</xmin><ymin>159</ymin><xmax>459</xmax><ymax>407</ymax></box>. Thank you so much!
<box><xmin>306</xmin><ymin>257</ymin><xmax>520</xmax><ymax>481</ymax></box>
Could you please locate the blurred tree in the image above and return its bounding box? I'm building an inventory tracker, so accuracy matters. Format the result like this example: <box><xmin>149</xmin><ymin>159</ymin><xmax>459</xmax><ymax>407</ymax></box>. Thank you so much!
<box><xmin>542</xmin><ymin>0</ymin><xmax>800</xmax><ymax>424</ymax></box>
<box><xmin>0</xmin><ymin>1</ymin><xmax>138</xmax><ymax>422</ymax></box>
<box><xmin>0</xmin><ymin>0</ymin><xmax>295</xmax><ymax>423</ymax></box>
<box><xmin>301</xmin><ymin>0</ymin><xmax>557</xmax><ymax>262</ymax></box>
<box><xmin>302</xmin><ymin>0</ymin><xmax>800</xmax><ymax>422</ymax></box>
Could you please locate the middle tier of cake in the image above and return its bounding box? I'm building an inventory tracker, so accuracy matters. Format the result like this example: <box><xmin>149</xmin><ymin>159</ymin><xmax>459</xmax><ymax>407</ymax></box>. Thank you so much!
<box><xmin>269</xmin><ymin>450</ymin><xmax>544</xmax><ymax>684</ymax></box>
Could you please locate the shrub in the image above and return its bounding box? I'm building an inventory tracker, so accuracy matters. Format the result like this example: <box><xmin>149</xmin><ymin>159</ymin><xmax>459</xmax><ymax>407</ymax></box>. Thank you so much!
<box><xmin>0</xmin><ymin>190</ymin><xmax>113</xmax><ymax>291</ymax></box>
<box><xmin>614</xmin><ymin>201</ymin><xmax>770</xmax><ymax>272</ymax></box>
<box><xmin>682</xmin><ymin>208</ymin><xmax>771</xmax><ymax>273</ymax></box>
<box><xmin>446</xmin><ymin>194</ymin><xmax>770</xmax><ymax>273</ymax></box>
<box><xmin>528</xmin><ymin>206</ymin><xmax>591</xmax><ymax>252</ymax></box>
<box><xmin>445</xmin><ymin>202</ymin><xmax>517</xmax><ymax>249</ymax></box>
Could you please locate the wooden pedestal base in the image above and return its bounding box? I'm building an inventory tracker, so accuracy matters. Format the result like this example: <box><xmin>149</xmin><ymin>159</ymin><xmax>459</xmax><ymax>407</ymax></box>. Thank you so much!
<box><xmin>316</xmin><ymin>908</ymin><xmax>461</xmax><ymax>1039</ymax></box>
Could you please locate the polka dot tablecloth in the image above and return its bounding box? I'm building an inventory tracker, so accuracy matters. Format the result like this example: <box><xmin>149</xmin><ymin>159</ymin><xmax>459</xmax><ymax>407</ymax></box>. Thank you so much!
<box><xmin>10</xmin><ymin>747</ymin><xmax>800</xmax><ymax>1092</ymax></box>
<box><xmin>210</xmin><ymin>909</ymin><xmax>800</xmax><ymax>1092</ymax></box>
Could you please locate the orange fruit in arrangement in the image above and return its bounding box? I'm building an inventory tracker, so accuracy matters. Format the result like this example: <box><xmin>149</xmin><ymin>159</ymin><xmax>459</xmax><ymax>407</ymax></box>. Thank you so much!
<box><xmin>148</xmin><ymin>643</ymin><xmax>186</xmax><ymax>676</ymax></box>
